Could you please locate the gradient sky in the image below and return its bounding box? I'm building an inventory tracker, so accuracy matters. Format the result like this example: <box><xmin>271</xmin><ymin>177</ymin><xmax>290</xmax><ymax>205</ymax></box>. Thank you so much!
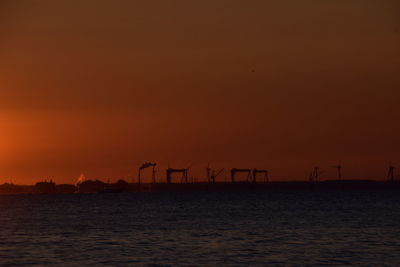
<box><xmin>1</xmin><ymin>0</ymin><xmax>400</xmax><ymax>184</ymax></box>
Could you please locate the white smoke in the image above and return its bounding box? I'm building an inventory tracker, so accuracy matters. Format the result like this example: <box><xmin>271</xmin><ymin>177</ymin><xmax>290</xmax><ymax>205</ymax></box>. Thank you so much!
<box><xmin>75</xmin><ymin>174</ymin><xmax>86</xmax><ymax>186</ymax></box>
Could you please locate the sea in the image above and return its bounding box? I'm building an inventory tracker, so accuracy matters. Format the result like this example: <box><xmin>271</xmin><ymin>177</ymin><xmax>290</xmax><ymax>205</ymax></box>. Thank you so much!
<box><xmin>1</xmin><ymin>191</ymin><xmax>400</xmax><ymax>266</ymax></box>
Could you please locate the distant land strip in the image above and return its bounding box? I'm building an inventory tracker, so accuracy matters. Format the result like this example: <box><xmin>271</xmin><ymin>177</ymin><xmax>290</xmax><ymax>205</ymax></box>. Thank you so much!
<box><xmin>0</xmin><ymin>180</ymin><xmax>400</xmax><ymax>195</ymax></box>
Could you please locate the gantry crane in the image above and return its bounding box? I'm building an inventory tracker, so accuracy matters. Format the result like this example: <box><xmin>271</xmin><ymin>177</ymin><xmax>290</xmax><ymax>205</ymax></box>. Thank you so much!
<box><xmin>252</xmin><ymin>169</ymin><xmax>268</xmax><ymax>183</ymax></box>
<box><xmin>166</xmin><ymin>166</ymin><xmax>190</xmax><ymax>183</ymax></box>
<box><xmin>230</xmin><ymin>168</ymin><xmax>252</xmax><ymax>183</ymax></box>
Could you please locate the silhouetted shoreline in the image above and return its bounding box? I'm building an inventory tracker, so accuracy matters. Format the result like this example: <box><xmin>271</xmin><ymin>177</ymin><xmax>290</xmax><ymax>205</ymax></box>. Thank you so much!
<box><xmin>0</xmin><ymin>180</ymin><xmax>399</xmax><ymax>195</ymax></box>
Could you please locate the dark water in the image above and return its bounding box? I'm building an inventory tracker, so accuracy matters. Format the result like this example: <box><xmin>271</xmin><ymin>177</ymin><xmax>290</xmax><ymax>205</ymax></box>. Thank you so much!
<box><xmin>1</xmin><ymin>191</ymin><xmax>400</xmax><ymax>266</ymax></box>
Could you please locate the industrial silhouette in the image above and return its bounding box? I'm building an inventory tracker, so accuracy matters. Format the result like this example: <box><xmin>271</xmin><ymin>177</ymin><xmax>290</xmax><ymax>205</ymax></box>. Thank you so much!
<box><xmin>3</xmin><ymin>161</ymin><xmax>400</xmax><ymax>195</ymax></box>
<box><xmin>138</xmin><ymin>162</ymin><xmax>157</xmax><ymax>184</ymax></box>
<box><xmin>388</xmin><ymin>164</ymin><xmax>396</xmax><ymax>182</ymax></box>
<box><xmin>309</xmin><ymin>166</ymin><xmax>320</xmax><ymax>182</ymax></box>
<box><xmin>252</xmin><ymin>169</ymin><xmax>268</xmax><ymax>183</ymax></box>
<box><xmin>34</xmin><ymin>179</ymin><xmax>56</xmax><ymax>194</ymax></box>
<box><xmin>166</xmin><ymin>165</ymin><xmax>190</xmax><ymax>183</ymax></box>
<box><xmin>206</xmin><ymin>165</ymin><xmax>224</xmax><ymax>183</ymax></box>
<box><xmin>206</xmin><ymin>164</ymin><xmax>212</xmax><ymax>183</ymax></box>
<box><xmin>230</xmin><ymin>168</ymin><xmax>252</xmax><ymax>183</ymax></box>
<box><xmin>332</xmin><ymin>164</ymin><xmax>342</xmax><ymax>180</ymax></box>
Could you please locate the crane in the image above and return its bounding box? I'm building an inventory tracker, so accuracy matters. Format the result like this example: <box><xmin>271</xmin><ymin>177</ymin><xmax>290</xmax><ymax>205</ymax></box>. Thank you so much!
<box><xmin>230</xmin><ymin>168</ymin><xmax>252</xmax><ymax>183</ymax></box>
<box><xmin>206</xmin><ymin>164</ymin><xmax>224</xmax><ymax>183</ymax></box>
<box><xmin>252</xmin><ymin>169</ymin><xmax>268</xmax><ymax>183</ymax></box>
<box><xmin>166</xmin><ymin>164</ymin><xmax>191</xmax><ymax>183</ymax></box>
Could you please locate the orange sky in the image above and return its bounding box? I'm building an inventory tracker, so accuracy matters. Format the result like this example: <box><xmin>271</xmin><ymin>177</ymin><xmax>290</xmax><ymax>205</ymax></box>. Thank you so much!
<box><xmin>1</xmin><ymin>0</ymin><xmax>400</xmax><ymax>184</ymax></box>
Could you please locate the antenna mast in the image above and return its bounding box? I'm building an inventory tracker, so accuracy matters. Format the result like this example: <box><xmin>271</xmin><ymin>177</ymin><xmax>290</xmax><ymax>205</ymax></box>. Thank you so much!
<box><xmin>332</xmin><ymin>164</ymin><xmax>342</xmax><ymax>180</ymax></box>
<box><xmin>388</xmin><ymin>164</ymin><xmax>396</xmax><ymax>182</ymax></box>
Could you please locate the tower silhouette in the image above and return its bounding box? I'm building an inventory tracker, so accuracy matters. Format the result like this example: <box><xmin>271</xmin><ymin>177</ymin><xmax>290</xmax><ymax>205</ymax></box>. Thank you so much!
<box><xmin>332</xmin><ymin>164</ymin><xmax>342</xmax><ymax>180</ymax></box>
<box><xmin>138</xmin><ymin>162</ymin><xmax>157</xmax><ymax>184</ymax></box>
<box><xmin>388</xmin><ymin>164</ymin><xmax>396</xmax><ymax>182</ymax></box>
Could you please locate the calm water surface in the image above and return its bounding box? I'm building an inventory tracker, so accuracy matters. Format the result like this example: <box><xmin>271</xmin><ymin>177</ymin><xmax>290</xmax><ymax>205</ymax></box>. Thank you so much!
<box><xmin>1</xmin><ymin>191</ymin><xmax>400</xmax><ymax>266</ymax></box>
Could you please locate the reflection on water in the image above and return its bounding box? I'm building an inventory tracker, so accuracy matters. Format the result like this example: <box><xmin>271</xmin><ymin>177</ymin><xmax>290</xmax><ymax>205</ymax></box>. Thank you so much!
<box><xmin>1</xmin><ymin>191</ymin><xmax>400</xmax><ymax>265</ymax></box>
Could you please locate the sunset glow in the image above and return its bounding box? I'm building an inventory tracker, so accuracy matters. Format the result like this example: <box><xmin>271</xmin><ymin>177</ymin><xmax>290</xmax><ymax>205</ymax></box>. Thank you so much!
<box><xmin>0</xmin><ymin>0</ymin><xmax>399</xmax><ymax>184</ymax></box>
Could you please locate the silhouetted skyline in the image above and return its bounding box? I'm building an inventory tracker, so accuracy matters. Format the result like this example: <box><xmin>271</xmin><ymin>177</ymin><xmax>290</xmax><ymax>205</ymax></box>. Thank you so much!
<box><xmin>0</xmin><ymin>0</ymin><xmax>399</xmax><ymax>184</ymax></box>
